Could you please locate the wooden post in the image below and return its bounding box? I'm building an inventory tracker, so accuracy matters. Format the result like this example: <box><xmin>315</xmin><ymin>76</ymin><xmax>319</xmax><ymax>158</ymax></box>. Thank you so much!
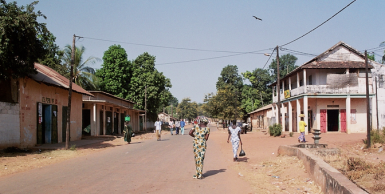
<box><xmin>276</xmin><ymin>46</ymin><xmax>281</xmax><ymax>126</ymax></box>
<box><xmin>144</xmin><ymin>85</ymin><xmax>147</xmax><ymax>132</ymax></box>
<box><xmin>66</xmin><ymin>34</ymin><xmax>75</xmax><ymax>149</ymax></box>
<box><xmin>365</xmin><ymin>50</ymin><xmax>371</xmax><ymax>148</ymax></box>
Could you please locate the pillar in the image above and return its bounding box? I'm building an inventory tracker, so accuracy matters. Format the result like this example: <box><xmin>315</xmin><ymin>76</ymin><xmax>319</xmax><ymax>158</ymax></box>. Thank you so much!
<box><xmin>304</xmin><ymin>96</ymin><xmax>309</xmax><ymax>135</ymax></box>
<box><xmin>296</xmin><ymin>99</ymin><xmax>301</xmax><ymax>133</ymax></box>
<box><xmin>303</xmin><ymin>69</ymin><xmax>307</xmax><ymax>93</ymax></box>
<box><xmin>93</xmin><ymin>103</ymin><xmax>96</xmax><ymax>136</ymax></box>
<box><xmin>289</xmin><ymin>101</ymin><xmax>293</xmax><ymax>132</ymax></box>
<box><xmin>346</xmin><ymin>96</ymin><xmax>351</xmax><ymax>134</ymax></box>
<box><xmin>297</xmin><ymin>72</ymin><xmax>300</xmax><ymax>88</ymax></box>
<box><xmin>281</xmin><ymin>103</ymin><xmax>285</xmax><ymax>132</ymax></box>
<box><xmin>118</xmin><ymin>109</ymin><xmax>121</xmax><ymax>134</ymax></box>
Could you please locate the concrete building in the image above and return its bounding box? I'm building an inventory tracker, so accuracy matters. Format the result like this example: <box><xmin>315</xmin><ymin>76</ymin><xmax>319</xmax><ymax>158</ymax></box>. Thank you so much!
<box><xmin>248</xmin><ymin>104</ymin><xmax>273</xmax><ymax>131</ymax></box>
<box><xmin>0</xmin><ymin>63</ymin><xmax>92</xmax><ymax>149</ymax></box>
<box><xmin>270</xmin><ymin>41</ymin><xmax>378</xmax><ymax>134</ymax></box>
<box><xmin>82</xmin><ymin>91</ymin><xmax>144</xmax><ymax>135</ymax></box>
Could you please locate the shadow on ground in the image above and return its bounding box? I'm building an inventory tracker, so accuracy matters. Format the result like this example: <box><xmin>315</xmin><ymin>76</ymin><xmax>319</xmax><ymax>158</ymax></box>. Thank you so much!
<box><xmin>203</xmin><ymin>169</ymin><xmax>226</xmax><ymax>178</ymax></box>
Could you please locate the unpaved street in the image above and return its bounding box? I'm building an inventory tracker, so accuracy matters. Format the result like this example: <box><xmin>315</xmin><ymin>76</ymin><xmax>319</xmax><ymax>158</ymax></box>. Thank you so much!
<box><xmin>0</xmin><ymin>125</ymin><xmax>252</xmax><ymax>194</ymax></box>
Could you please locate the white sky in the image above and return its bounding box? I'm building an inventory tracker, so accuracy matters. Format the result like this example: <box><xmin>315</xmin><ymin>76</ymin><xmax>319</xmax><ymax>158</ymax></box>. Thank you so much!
<box><xmin>16</xmin><ymin>0</ymin><xmax>385</xmax><ymax>103</ymax></box>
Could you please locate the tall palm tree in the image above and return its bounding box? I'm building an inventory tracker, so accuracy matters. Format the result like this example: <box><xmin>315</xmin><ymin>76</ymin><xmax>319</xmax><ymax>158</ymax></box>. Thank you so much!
<box><xmin>62</xmin><ymin>45</ymin><xmax>101</xmax><ymax>90</ymax></box>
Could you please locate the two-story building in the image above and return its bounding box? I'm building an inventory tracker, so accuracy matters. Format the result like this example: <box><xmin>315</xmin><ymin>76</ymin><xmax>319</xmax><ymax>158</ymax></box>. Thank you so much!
<box><xmin>271</xmin><ymin>41</ymin><xmax>378</xmax><ymax>134</ymax></box>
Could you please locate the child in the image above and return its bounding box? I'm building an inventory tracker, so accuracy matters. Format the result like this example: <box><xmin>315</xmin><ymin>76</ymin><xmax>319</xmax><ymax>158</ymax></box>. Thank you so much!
<box><xmin>298</xmin><ymin>114</ymin><xmax>307</xmax><ymax>143</ymax></box>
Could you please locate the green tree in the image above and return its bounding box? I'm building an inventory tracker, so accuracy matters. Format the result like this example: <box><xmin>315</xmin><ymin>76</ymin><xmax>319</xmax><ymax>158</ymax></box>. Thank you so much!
<box><xmin>127</xmin><ymin>52</ymin><xmax>172</xmax><ymax>116</ymax></box>
<box><xmin>242</xmin><ymin>68</ymin><xmax>273</xmax><ymax>108</ymax></box>
<box><xmin>37</xmin><ymin>32</ymin><xmax>66</xmax><ymax>75</ymax></box>
<box><xmin>96</xmin><ymin>45</ymin><xmax>131</xmax><ymax>98</ymax></box>
<box><xmin>269</xmin><ymin>54</ymin><xmax>298</xmax><ymax>81</ymax></box>
<box><xmin>0</xmin><ymin>0</ymin><xmax>51</xmax><ymax>80</ymax></box>
<box><xmin>176</xmin><ymin>98</ymin><xmax>198</xmax><ymax>120</ymax></box>
<box><xmin>216</xmin><ymin>65</ymin><xmax>243</xmax><ymax>91</ymax></box>
<box><xmin>240</xmin><ymin>85</ymin><xmax>260</xmax><ymax>114</ymax></box>
<box><xmin>62</xmin><ymin>45</ymin><xmax>101</xmax><ymax>90</ymax></box>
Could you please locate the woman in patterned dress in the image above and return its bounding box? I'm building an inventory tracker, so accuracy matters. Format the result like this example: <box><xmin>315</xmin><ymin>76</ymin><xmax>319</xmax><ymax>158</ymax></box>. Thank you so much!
<box><xmin>227</xmin><ymin>121</ymin><xmax>242</xmax><ymax>162</ymax></box>
<box><xmin>190</xmin><ymin>118</ymin><xmax>210</xmax><ymax>179</ymax></box>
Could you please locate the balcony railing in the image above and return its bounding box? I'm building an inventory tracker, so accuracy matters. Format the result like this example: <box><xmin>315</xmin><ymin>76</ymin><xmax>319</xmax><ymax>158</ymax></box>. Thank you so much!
<box><xmin>272</xmin><ymin>85</ymin><xmax>373</xmax><ymax>102</ymax></box>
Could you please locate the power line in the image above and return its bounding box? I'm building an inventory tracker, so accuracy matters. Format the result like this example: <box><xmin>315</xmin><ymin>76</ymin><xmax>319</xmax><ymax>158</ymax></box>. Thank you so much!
<box><xmin>280</xmin><ymin>0</ymin><xmax>356</xmax><ymax>47</ymax></box>
<box><xmin>156</xmin><ymin>50</ymin><xmax>269</xmax><ymax>65</ymax></box>
<box><xmin>261</xmin><ymin>49</ymin><xmax>275</xmax><ymax>70</ymax></box>
<box><xmin>82</xmin><ymin>36</ymin><xmax>269</xmax><ymax>54</ymax></box>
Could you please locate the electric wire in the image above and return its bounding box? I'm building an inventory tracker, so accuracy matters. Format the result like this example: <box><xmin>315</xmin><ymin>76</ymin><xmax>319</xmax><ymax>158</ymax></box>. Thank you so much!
<box><xmin>82</xmin><ymin>36</ymin><xmax>270</xmax><ymax>54</ymax></box>
<box><xmin>280</xmin><ymin>0</ymin><xmax>356</xmax><ymax>47</ymax></box>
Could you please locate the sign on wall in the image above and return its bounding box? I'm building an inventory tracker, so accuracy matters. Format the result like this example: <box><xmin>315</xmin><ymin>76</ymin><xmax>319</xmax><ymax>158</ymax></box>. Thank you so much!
<box><xmin>351</xmin><ymin>109</ymin><xmax>357</xmax><ymax>124</ymax></box>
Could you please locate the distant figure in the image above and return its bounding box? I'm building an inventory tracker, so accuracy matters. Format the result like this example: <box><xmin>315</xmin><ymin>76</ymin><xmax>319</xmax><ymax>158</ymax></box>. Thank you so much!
<box><xmin>180</xmin><ymin>119</ymin><xmax>185</xmax><ymax>135</ymax></box>
<box><xmin>190</xmin><ymin>118</ymin><xmax>210</xmax><ymax>179</ymax></box>
<box><xmin>123</xmin><ymin>116</ymin><xmax>133</xmax><ymax>144</ymax></box>
<box><xmin>227</xmin><ymin>121</ymin><xmax>242</xmax><ymax>162</ymax></box>
<box><xmin>154</xmin><ymin>118</ymin><xmax>162</xmax><ymax>141</ymax></box>
<box><xmin>169</xmin><ymin>120</ymin><xmax>174</xmax><ymax>135</ymax></box>
<box><xmin>175</xmin><ymin>120</ymin><xmax>180</xmax><ymax>135</ymax></box>
<box><xmin>298</xmin><ymin>114</ymin><xmax>307</xmax><ymax>143</ymax></box>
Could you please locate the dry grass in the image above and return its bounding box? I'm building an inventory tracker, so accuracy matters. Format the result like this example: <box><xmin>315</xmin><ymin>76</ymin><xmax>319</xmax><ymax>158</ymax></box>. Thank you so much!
<box><xmin>314</xmin><ymin>143</ymin><xmax>385</xmax><ymax>194</ymax></box>
<box><xmin>232</xmin><ymin>156</ymin><xmax>322</xmax><ymax>194</ymax></box>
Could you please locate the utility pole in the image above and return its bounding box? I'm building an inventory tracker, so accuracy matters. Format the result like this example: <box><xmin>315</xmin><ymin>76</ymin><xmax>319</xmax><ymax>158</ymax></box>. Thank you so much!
<box><xmin>365</xmin><ymin>50</ymin><xmax>371</xmax><ymax>148</ymax></box>
<box><xmin>66</xmin><ymin>34</ymin><xmax>76</xmax><ymax>149</ymax></box>
<box><xmin>144</xmin><ymin>85</ymin><xmax>147</xmax><ymax>132</ymax></box>
<box><xmin>276</xmin><ymin>46</ymin><xmax>281</xmax><ymax>126</ymax></box>
<box><xmin>171</xmin><ymin>104</ymin><xmax>173</xmax><ymax>120</ymax></box>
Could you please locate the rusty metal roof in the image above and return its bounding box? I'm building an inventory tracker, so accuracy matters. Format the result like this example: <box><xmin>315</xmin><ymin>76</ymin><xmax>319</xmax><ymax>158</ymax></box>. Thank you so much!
<box><xmin>248</xmin><ymin>104</ymin><xmax>272</xmax><ymax>114</ymax></box>
<box><xmin>30</xmin><ymin>63</ymin><xmax>93</xmax><ymax>96</ymax></box>
<box><xmin>270</xmin><ymin>41</ymin><xmax>374</xmax><ymax>86</ymax></box>
<box><xmin>87</xmin><ymin>91</ymin><xmax>135</xmax><ymax>104</ymax></box>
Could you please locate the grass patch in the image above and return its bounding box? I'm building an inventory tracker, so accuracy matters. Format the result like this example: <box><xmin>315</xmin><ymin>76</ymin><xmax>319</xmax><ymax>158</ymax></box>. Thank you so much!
<box><xmin>70</xmin><ymin>144</ymin><xmax>76</xmax><ymax>151</ymax></box>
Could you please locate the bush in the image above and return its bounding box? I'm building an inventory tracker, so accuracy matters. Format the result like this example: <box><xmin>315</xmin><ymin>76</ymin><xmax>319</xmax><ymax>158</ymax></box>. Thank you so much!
<box><xmin>289</xmin><ymin>132</ymin><xmax>294</xmax><ymax>137</ymax></box>
<box><xmin>364</xmin><ymin>128</ymin><xmax>385</xmax><ymax>145</ymax></box>
<box><xmin>269</xmin><ymin>124</ymin><xmax>282</xmax><ymax>137</ymax></box>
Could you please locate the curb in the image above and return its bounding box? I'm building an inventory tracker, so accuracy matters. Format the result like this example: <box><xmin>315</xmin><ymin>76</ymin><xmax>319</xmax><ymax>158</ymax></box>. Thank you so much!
<box><xmin>278</xmin><ymin>145</ymin><xmax>368</xmax><ymax>194</ymax></box>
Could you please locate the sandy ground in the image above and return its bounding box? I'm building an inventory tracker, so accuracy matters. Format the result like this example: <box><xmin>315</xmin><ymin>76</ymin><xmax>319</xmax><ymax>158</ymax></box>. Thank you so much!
<box><xmin>2</xmin><ymin>123</ymin><xmax>381</xmax><ymax>193</ymax></box>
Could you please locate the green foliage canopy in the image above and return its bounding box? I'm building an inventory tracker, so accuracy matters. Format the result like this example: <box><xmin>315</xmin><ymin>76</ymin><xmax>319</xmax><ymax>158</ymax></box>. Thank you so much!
<box><xmin>0</xmin><ymin>0</ymin><xmax>51</xmax><ymax>80</ymax></box>
<box><xmin>176</xmin><ymin>98</ymin><xmax>197</xmax><ymax>120</ymax></box>
<box><xmin>269</xmin><ymin>54</ymin><xmax>298</xmax><ymax>81</ymax></box>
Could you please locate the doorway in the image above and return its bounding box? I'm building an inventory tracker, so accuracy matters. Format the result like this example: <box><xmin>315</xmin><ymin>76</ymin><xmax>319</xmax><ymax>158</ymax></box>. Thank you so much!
<box><xmin>327</xmin><ymin>109</ymin><xmax>339</xmax><ymax>131</ymax></box>
<box><xmin>37</xmin><ymin>103</ymin><xmax>58</xmax><ymax>144</ymax></box>
<box><xmin>62</xmin><ymin>106</ymin><xmax>68</xmax><ymax>142</ymax></box>
<box><xmin>99</xmin><ymin>111</ymin><xmax>104</xmax><ymax>135</ymax></box>
<box><xmin>106</xmin><ymin>111</ymin><xmax>112</xmax><ymax>135</ymax></box>
<box><xmin>82</xmin><ymin>109</ymin><xmax>91</xmax><ymax>136</ymax></box>
<box><xmin>114</xmin><ymin>112</ymin><xmax>119</xmax><ymax>134</ymax></box>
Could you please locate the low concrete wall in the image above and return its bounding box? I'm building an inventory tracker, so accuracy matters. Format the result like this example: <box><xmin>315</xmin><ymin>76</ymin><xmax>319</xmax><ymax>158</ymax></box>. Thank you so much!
<box><xmin>278</xmin><ymin>145</ymin><xmax>367</xmax><ymax>194</ymax></box>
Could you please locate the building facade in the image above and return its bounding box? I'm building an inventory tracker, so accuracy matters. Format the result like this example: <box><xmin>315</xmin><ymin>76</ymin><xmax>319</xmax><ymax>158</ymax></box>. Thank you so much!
<box><xmin>270</xmin><ymin>42</ymin><xmax>379</xmax><ymax>134</ymax></box>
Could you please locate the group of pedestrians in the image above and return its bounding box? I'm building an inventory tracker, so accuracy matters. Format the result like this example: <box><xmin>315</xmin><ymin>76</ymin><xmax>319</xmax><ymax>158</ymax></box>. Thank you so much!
<box><xmin>168</xmin><ymin>119</ymin><xmax>185</xmax><ymax>135</ymax></box>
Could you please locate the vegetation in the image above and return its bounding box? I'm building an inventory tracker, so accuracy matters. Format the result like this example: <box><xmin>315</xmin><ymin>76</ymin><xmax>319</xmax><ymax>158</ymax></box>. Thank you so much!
<box><xmin>269</xmin><ymin>123</ymin><xmax>282</xmax><ymax>137</ymax></box>
<box><xmin>0</xmin><ymin>1</ymin><xmax>52</xmax><ymax>80</ymax></box>
<box><xmin>176</xmin><ymin>98</ymin><xmax>198</xmax><ymax>120</ymax></box>
<box><xmin>96</xmin><ymin>45</ymin><xmax>131</xmax><ymax>98</ymax></box>
<box><xmin>364</xmin><ymin>128</ymin><xmax>385</xmax><ymax>145</ymax></box>
<box><xmin>62</xmin><ymin>45</ymin><xmax>101</xmax><ymax>90</ymax></box>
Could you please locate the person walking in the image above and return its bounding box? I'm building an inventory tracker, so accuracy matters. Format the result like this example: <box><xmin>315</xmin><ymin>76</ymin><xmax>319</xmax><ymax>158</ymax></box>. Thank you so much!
<box><xmin>123</xmin><ymin>116</ymin><xmax>133</xmax><ymax>144</ymax></box>
<box><xmin>190</xmin><ymin>118</ymin><xmax>210</xmax><ymax>179</ymax></box>
<box><xmin>298</xmin><ymin>114</ymin><xmax>307</xmax><ymax>143</ymax></box>
<box><xmin>175</xmin><ymin>120</ymin><xmax>180</xmax><ymax>135</ymax></box>
<box><xmin>154</xmin><ymin>118</ymin><xmax>162</xmax><ymax>141</ymax></box>
<box><xmin>180</xmin><ymin>119</ymin><xmax>185</xmax><ymax>135</ymax></box>
<box><xmin>227</xmin><ymin>121</ymin><xmax>242</xmax><ymax>162</ymax></box>
<box><xmin>169</xmin><ymin>119</ymin><xmax>174</xmax><ymax>135</ymax></box>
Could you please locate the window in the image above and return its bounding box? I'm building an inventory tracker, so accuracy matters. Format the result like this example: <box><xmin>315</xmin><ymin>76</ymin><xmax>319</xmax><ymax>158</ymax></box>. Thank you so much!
<box><xmin>0</xmin><ymin>78</ymin><xmax>18</xmax><ymax>103</ymax></box>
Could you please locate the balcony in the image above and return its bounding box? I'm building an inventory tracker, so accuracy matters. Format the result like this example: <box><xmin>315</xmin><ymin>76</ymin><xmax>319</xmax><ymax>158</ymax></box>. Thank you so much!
<box><xmin>272</xmin><ymin>85</ymin><xmax>373</xmax><ymax>102</ymax></box>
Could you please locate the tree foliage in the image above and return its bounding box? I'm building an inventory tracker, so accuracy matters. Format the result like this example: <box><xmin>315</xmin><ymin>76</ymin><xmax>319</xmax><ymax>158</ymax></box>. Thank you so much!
<box><xmin>269</xmin><ymin>54</ymin><xmax>298</xmax><ymax>81</ymax></box>
<box><xmin>176</xmin><ymin>98</ymin><xmax>197</xmax><ymax>120</ymax></box>
<box><xmin>62</xmin><ymin>45</ymin><xmax>101</xmax><ymax>90</ymax></box>
<box><xmin>216</xmin><ymin>65</ymin><xmax>243</xmax><ymax>91</ymax></box>
<box><xmin>37</xmin><ymin>32</ymin><xmax>65</xmax><ymax>75</ymax></box>
<box><xmin>0</xmin><ymin>0</ymin><xmax>51</xmax><ymax>80</ymax></box>
<box><xmin>126</xmin><ymin>52</ymin><xmax>172</xmax><ymax>115</ymax></box>
<box><xmin>242</xmin><ymin>68</ymin><xmax>273</xmax><ymax>110</ymax></box>
<box><xmin>96</xmin><ymin>45</ymin><xmax>130</xmax><ymax>98</ymax></box>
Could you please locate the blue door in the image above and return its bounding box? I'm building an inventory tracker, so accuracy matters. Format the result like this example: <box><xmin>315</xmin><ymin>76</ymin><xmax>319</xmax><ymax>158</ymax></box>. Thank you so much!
<box><xmin>44</xmin><ymin>105</ymin><xmax>52</xmax><ymax>143</ymax></box>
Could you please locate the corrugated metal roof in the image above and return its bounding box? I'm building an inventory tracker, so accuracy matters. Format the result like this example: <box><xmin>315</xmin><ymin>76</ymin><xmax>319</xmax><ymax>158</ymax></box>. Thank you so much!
<box><xmin>248</xmin><ymin>104</ymin><xmax>272</xmax><ymax>114</ymax></box>
<box><xmin>270</xmin><ymin>41</ymin><xmax>374</xmax><ymax>86</ymax></box>
<box><xmin>30</xmin><ymin>63</ymin><xmax>93</xmax><ymax>96</ymax></box>
<box><xmin>88</xmin><ymin>91</ymin><xmax>135</xmax><ymax>104</ymax></box>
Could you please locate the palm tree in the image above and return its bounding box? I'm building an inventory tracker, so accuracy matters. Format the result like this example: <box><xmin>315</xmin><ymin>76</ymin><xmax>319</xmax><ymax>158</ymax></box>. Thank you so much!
<box><xmin>62</xmin><ymin>45</ymin><xmax>101</xmax><ymax>90</ymax></box>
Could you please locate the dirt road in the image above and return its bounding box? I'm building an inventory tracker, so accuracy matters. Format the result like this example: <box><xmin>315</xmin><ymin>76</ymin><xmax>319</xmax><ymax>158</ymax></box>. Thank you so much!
<box><xmin>0</xmin><ymin>125</ymin><xmax>252</xmax><ymax>194</ymax></box>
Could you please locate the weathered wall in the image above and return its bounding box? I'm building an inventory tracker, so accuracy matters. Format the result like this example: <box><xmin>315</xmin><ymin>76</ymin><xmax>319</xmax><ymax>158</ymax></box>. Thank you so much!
<box><xmin>19</xmin><ymin>78</ymin><xmax>83</xmax><ymax>148</ymax></box>
<box><xmin>0</xmin><ymin>102</ymin><xmax>20</xmax><ymax>148</ymax></box>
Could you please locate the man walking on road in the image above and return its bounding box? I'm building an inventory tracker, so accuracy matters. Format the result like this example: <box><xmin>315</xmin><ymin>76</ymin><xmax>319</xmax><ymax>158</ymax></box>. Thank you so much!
<box><xmin>180</xmin><ymin>119</ymin><xmax>185</xmax><ymax>135</ymax></box>
<box><xmin>175</xmin><ymin>120</ymin><xmax>180</xmax><ymax>135</ymax></box>
<box><xmin>155</xmin><ymin>118</ymin><xmax>162</xmax><ymax>141</ymax></box>
<box><xmin>169</xmin><ymin>120</ymin><xmax>174</xmax><ymax>135</ymax></box>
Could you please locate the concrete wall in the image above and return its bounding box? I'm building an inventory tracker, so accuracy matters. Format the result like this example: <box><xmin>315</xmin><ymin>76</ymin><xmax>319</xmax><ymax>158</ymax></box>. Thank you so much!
<box><xmin>19</xmin><ymin>78</ymin><xmax>83</xmax><ymax>148</ymax></box>
<box><xmin>0</xmin><ymin>102</ymin><xmax>20</xmax><ymax>148</ymax></box>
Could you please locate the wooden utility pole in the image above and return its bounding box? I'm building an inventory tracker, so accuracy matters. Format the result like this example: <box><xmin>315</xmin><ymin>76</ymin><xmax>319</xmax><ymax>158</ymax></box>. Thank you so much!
<box><xmin>144</xmin><ymin>85</ymin><xmax>147</xmax><ymax>132</ymax></box>
<box><xmin>65</xmin><ymin>34</ymin><xmax>76</xmax><ymax>149</ymax></box>
<box><xmin>276</xmin><ymin>46</ymin><xmax>281</xmax><ymax>126</ymax></box>
<box><xmin>365</xmin><ymin>50</ymin><xmax>371</xmax><ymax>148</ymax></box>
